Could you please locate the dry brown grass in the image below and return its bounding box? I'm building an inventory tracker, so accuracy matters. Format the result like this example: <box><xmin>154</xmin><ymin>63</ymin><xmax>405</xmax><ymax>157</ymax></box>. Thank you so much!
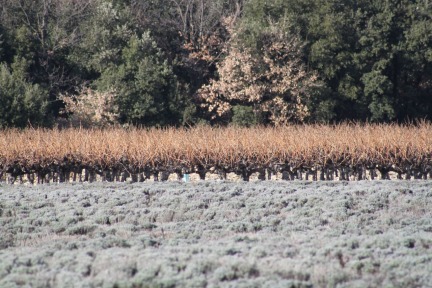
<box><xmin>0</xmin><ymin>123</ymin><xmax>431</xmax><ymax>182</ymax></box>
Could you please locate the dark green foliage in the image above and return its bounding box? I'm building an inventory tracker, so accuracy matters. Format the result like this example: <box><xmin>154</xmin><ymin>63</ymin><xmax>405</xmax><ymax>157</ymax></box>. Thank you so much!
<box><xmin>0</xmin><ymin>32</ymin><xmax>3</xmax><ymax>61</ymax></box>
<box><xmin>67</xmin><ymin>1</ymin><xmax>192</xmax><ymax>126</ymax></box>
<box><xmin>0</xmin><ymin>0</ymin><xmax>97</xmax><ymax>117</ymax></box>
<box><xmin>241</xmin><ymin>0</ymin><xmax>432</xmax><ymax>122</ymax></box>
<box><xmin>0</xmin><ymin>60</ymin><xmax>48</xmax><ymax>128</ymax></box>
<box><xmin>96</xmin><ymin>33</ymin><xmax>180</xmax><ymax>126</ymax></box>
<box><xmin>231</xmin><ymin>106</ymin><xmax>261</xmax><ymax>127</ymax></box>
<box><xmin>0</xmin><ymin>0</ymin><xmax>431</xmax><ymax>127</ymax></box>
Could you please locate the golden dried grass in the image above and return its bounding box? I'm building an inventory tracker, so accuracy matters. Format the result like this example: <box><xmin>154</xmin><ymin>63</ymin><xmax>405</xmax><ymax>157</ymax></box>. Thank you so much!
<box><xmin>0</xmin><ymin>123</ymin><xmax>431</xmax><ymax>182</ymax></box>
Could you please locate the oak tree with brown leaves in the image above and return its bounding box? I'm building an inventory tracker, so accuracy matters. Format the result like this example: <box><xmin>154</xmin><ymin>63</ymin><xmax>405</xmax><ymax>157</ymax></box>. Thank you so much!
<box><xmin>197</xmin><ymin>31</ymin><xmax>320</xmax><ymax>125</ymax></box>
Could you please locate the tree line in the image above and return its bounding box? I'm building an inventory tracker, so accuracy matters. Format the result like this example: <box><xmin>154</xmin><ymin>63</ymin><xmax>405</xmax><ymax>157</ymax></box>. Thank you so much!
<box><xmin>0</xmin><ymin>0</ymin><xmax>431</xmax><ymax>128</ymax></box>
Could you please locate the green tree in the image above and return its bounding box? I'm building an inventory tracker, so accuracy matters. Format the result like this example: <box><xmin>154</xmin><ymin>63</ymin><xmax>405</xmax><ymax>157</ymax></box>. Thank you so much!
<box><xmin>231</xmin><ymin>105</ymin><xmax>261</xmax><ymax>127</ymax></box>
<box><xmin>71</xmin><ymin>0</ymin><xmax>194</xmax><ymax>126</ymax></box>
<box><xmin>0</xmin><ymin>0</ymin><xmax>97</xmax><ymax>119</ymax></box>
<box><xmin>239</xmin><ymin>0</ymin><xmax>432</xmax><ymax>122</ymax></box>
<box><xmin>0</xmin><ymin>25</ymin><xmax>4</xmax><ymax>61</ymax></box>
<box><xmin>70</xmin><ymin>0</ymin><xmax>134</xmax><ymax>73</ymax></box>
<box><xmin>352</xmin><ymin>0</ymin><xmax>432</xmax><ymax>121</ymax></box>
<box><xmin>0</xmin><ymin>59</ymin><xmax>49</xmax><ymax>128</ymax></box>
<box><xmin>96</xmin><ymin>33</ymin><xmax>180</xmax><ymax>126</ymax></box>
<box><xmin>0</xmin><ymin>34</ymin><xmax>3</xmax><ymax>61</ymax></box>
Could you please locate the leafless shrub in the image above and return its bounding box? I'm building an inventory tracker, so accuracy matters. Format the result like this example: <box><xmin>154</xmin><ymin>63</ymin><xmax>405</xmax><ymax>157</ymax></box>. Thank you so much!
<box><xmin>59</xmin><ymin>87</ymin><xmax>119</xmax><ymax>128</ymax></box>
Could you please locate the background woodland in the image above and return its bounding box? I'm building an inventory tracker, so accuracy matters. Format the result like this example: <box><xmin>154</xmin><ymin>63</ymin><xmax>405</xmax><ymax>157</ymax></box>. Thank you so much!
<box><xmin>0</xmin><ymin>0</ymin><xmax>431</xmax><ymax>128</ymax></box>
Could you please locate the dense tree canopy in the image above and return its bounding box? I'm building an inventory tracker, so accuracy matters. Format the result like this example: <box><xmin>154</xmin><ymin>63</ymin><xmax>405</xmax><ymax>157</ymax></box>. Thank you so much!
<box><xmin>0</xmin><ymin>0</ymin><xmax>430</xmax><ymax>127</ymax></box>
<box><xmin>240</xmin><ymin>0</ymin><xmax>432</xmax><ymax>122</ymax></box>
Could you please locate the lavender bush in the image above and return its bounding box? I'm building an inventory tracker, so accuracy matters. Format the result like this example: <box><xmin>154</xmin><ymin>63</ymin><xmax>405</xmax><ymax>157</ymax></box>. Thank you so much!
<box><xmin>1</xmin><ymin>180</ymin><xmax>431</xmax><ymax>287</ymax></box>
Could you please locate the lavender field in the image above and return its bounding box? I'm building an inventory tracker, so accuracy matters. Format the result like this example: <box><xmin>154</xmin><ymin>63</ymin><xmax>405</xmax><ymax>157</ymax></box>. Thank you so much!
<box><xmin>1</xmin><ymin>180</ymin><xmax>431</xmax><ymax>287</ymax></box>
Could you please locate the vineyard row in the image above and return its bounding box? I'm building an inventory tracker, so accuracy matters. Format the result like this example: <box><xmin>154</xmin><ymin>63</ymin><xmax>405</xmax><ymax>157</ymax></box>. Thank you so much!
<box><xmin>1</xmin><ymin>124</ymin><xmax>431</xmax><ymax>183</ymax></box>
